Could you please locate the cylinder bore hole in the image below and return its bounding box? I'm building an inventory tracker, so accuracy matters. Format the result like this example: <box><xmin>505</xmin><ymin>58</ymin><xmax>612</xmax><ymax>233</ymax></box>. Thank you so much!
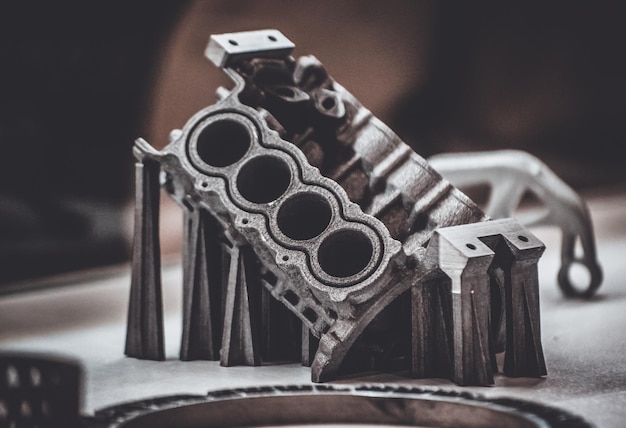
<box><xmin>277</xmin><ymin>193</ymin><xmax>332</xmax><ymax>240</ymax></box>
<box><xmin>237</xmin><ymin>155</ymin><xmax>291</xmax><ymax>204</ymax></box>
<box><xmin>466</xmin><ymin>243</ymin><xmax>477</xmax><ymax>250</ymax></box>
<box><xmin>196</xmin><ymin>119</ymin><xmax>251</xmax><ymax>167</ymax></box>
<box><xmin>518</xmin><ymin>235</ymin><xmax>529</xmax><ymax>242</ymax></box>
<box><xmin>318</xmin><ymin>230</ymin><xmax>373</xmax><ymax>279</ymax></box>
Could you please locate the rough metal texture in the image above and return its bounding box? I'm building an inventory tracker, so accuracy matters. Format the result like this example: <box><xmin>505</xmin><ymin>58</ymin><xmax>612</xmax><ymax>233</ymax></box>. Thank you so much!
<box><xmin>125</xmin><ymin>29</ymin><xmax>548</xmax><ymax>386</ymax></box>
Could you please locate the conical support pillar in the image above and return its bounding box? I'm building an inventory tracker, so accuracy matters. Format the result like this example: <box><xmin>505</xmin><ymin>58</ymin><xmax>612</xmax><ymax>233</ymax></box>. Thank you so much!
<box><xmin>411</xmin><ymin>273</ymin><xmax>454</xmax><ymax>380</ymax></box>
<box><xmin>180</xmin><ymin>208</ymin><xmax>223</xmax><ymax>360</ymax></box>
<box><xmin>125</xmin><ymin>159</ymin><xmax>165</xmax><ymax>361</ymax></box>
<box><xmin>220</xmin><ymin>245</ymin><xmax>262</xmax><ymax>366</ymax></box>
<box><xmin>495</xmin><ymin>235</ymin><xmax>547</xmax><ymax>377</ymax></box>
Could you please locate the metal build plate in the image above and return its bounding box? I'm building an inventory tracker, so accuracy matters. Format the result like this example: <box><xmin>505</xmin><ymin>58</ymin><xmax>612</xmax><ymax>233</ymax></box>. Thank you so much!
<box><xmin>89</xmin><ymin>384</ymin><xmax>592</xmax><ymax>427</ymax></box>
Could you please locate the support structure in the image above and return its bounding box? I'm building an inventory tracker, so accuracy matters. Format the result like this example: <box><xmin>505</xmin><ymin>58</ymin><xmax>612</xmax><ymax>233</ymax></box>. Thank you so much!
<box><xmin>412</xmin><ymin>219</ymin><xmax>545</xmax><ymax>385</ymax></box>
<box><xmin>125</xmin><ymin>157</ymin><xmax>164</xmax><ymax>361</ymax></box>
<box><xmin>180</xmin><ymin>208</ymin><xmax>222</xmax><ymax>361</ymax></box>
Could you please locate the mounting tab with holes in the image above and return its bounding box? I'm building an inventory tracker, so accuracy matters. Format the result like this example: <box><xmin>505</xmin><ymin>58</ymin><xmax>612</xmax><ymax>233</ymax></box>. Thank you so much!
<box><xmin>126</xmin><ymin>29</ymin><xmax>551</xmax><ymax>386</ymax></box>
<box><xmin>205</xmin><ymin>29</ymin><xmax>295</xmax><ymax>67</ymax></box>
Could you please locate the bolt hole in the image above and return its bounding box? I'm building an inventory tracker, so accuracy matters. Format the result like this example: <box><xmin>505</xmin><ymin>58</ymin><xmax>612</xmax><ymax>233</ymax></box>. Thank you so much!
<box><xmin>518</xmin><ymin>235</ymin><xmax>529</xmax><ymax>242</ymax></box>
<box><xmin>282</xmin><ymin>255</ymin><xmax>289</xmax><ymax>261</ymax></box>
<box><xmin>201</xmin><ymin>181</ymin><xmax>209</xmax><ymax>188</ymax></box>
<box><xmin>268</xmin><ymin>35</ymin><xmax>277</xmax><ymax>42</ymax></box>
<box><xmin>466</xmin><ymin>243</ymin><xmax>477</xmax><ymax>250</ymax></box>
<box><xmin>237</xmin><ymin>155</ymin><xmax>291</xmax><ymax>204</ymax></box>
<box><xmin>228</xmin><ymin>39</ymin><xmax>238</xmax><ymax>46</ymax></box>
<box><xmin>321</xmin><ymin>97</ymin><xmax>336</xmax><ymax>110</ymax></box>
<box><xmin>242</xmin><ymin>218</ymin><xmax>249</xmax><ymax>225</ymax></box>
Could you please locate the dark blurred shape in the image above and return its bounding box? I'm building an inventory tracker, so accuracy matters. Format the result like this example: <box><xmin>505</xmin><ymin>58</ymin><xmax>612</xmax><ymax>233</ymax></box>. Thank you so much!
<box><xmin>391</xmin><ymin>2</ymin><xmax>626</xmax><ymax>189</ymax></box>
<box><xmin>0</xmin><ymin>2</ymin><xmax>187</xmax><ymax>286</ymax></box>
<box><xmin>0</xmin><ymin>352</ymin><xmax>82</xmax><ymax>427</ymax></box>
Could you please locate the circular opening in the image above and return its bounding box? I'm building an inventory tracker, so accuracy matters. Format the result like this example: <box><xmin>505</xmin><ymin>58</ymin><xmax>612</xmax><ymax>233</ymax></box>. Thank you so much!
<box><xmin>466</xmin><ymin>243</ymin><xmax>477</xmax><ymax>250</ymax></box>
<box><xmin>318</xmin><ymin>230</ymin><xmax>373</xmax><ymax>278</ymax></box>
<box><xmin>268</xmin><ymin>35</ymin><xmax>277</xmax><ymax>42</ymax></box>
<box><xmin>277</xmin><ymin>193</ymin><xmax>332</xmax><ymax>240</ymax></box>
<box><xmin>196</xmin><ymin>120</ymin><xmax>251</xmax><ymax>167</ymax></box>
<box><xmin>228</xmin><ymin>39</ymin><xmax>238</xmax><ymax>46</ymax></box>
<box><xmin>282</xmin><ymin>255</ymin><xmax>290</xmax><ymax>262</ymax></box>
<box><xmin>237</xmin><ymin>155</ymin><xmax>291</xmax><ymax>204</ymax></box>
<box><xmin>518</xmin><ymin>235</ymin><xmax>529</xmax><ymax>242</ymax></box>
<box><xmin>321</xmin><ymin>97</ymin><xmax>336</xmax><ymax>110</ymax></box>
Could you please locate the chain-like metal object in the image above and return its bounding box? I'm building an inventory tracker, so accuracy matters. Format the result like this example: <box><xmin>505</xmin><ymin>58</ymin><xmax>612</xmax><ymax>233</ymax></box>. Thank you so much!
<box><xmin>125</xmin><ymin>29</ymin><xmax>551</xmax><ymax>386</ymax></box>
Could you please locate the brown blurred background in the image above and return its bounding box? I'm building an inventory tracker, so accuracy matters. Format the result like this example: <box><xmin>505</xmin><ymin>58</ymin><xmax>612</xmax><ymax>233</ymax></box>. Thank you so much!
<box><xmin>1</xmin><ymin>1</ymin><xmax>624</xmax><ymax>287</ymax></box>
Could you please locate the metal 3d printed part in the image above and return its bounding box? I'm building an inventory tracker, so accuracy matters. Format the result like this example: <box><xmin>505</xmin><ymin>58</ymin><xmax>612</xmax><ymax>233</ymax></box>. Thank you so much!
<box><xmin>125</xmin><ymin>29</ymin><xmax>561</xmax><ymax>386</ymax></box>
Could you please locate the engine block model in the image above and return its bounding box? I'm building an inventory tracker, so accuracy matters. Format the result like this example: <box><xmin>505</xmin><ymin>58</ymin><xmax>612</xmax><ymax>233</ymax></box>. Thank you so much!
<box><xmin>125</xmin><ymin>29</ymin><xmax>579</xmax><ymax>386</ymax></box>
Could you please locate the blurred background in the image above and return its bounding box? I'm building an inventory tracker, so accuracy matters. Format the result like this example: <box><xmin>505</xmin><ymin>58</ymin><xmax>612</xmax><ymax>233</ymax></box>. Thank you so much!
<box><xmin>1</xmin><ymin>1</ymin><xmax>624</xmax><ymax>288</ymax></box>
